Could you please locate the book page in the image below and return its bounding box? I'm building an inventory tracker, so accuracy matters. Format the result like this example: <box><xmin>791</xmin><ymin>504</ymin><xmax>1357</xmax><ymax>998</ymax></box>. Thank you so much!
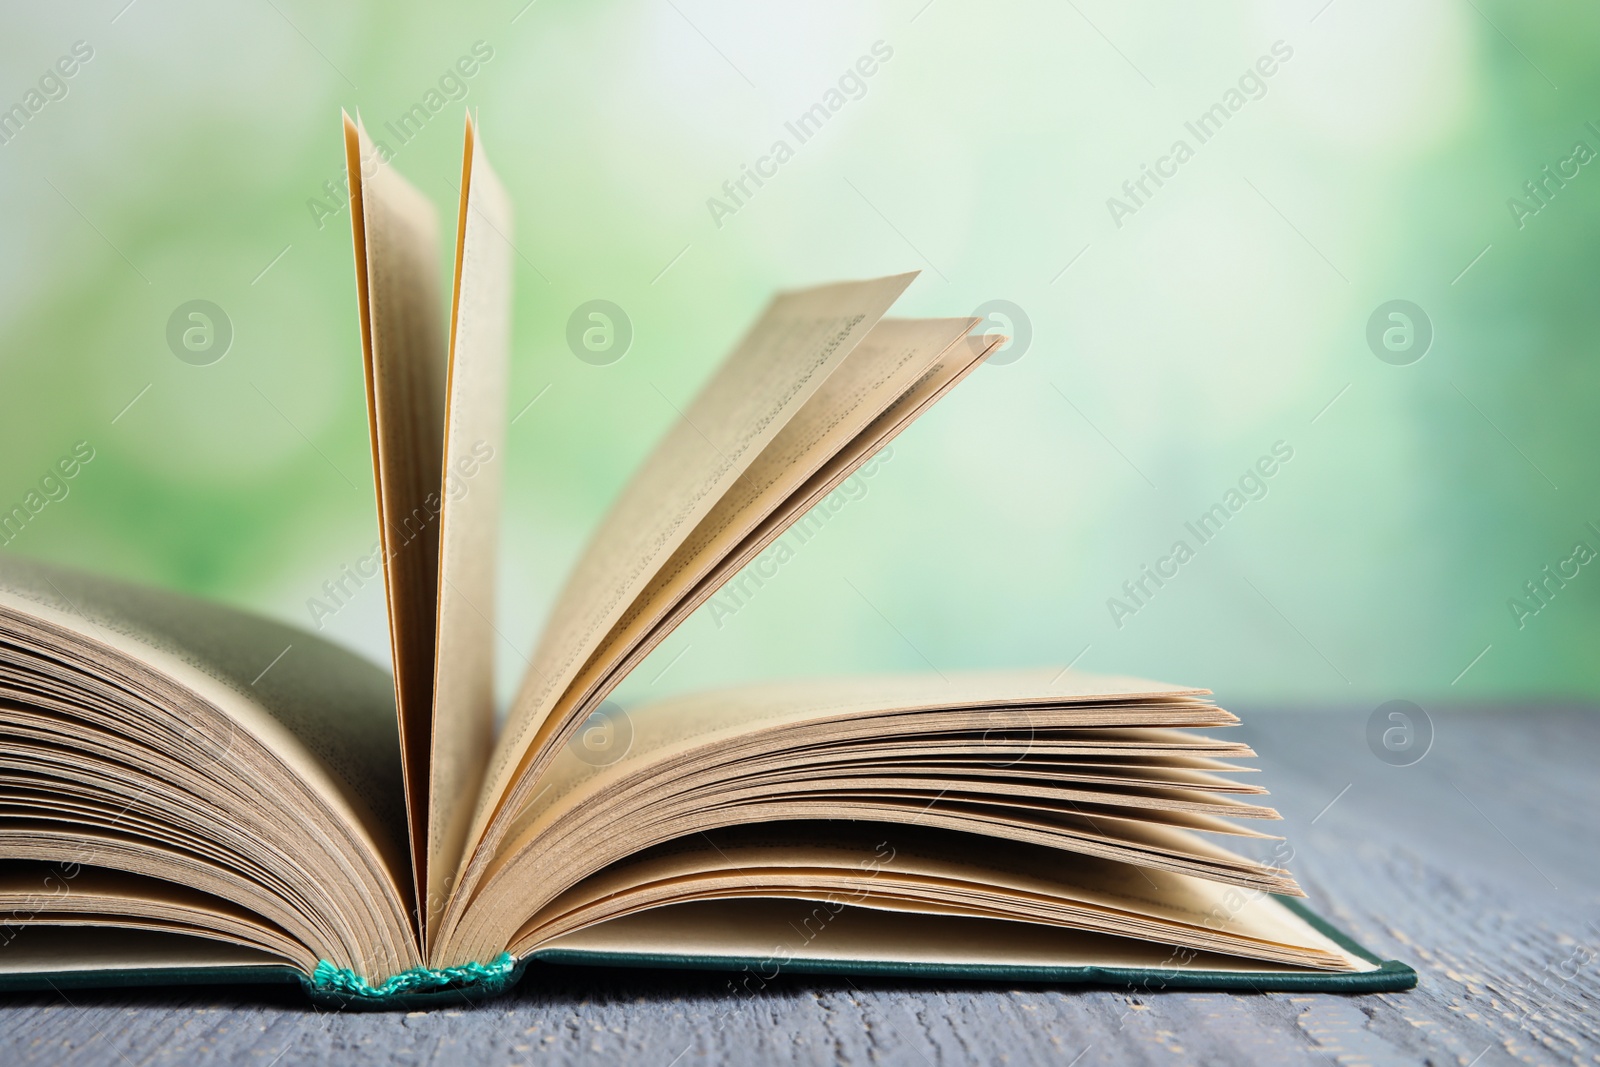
<box><xmin>0</xmin><ymin>556</ymin><xmax>419</xmax><ymax>974</ymax></box>
<box><xmin>461</xmin><ymin>275</ymin><xmax>916</xmax><ymax>878</ymax></box>
<box><xmin>547</xmin><ymin>318</ymin><xmax>980</xmax><ymax>752</ymax></box>
<box><xmin>0</xmin><ymin>926</ymin><xmax>291</xmax><ymax>980</ymax></box>
<box><xmin>558</xmin><ymin>323</ymin><xmax>1003</xmax><ymax>701</ymax></box>
<box><xmin>437</xmin><ymin>670</ymin><xmax>1297</xmax><ymax>963</ymax></box>
<box><xmin>0</xmin><ymin>864</ymin><xmax>313</xmax><ymax>971</ymax></box>
<box><xmin>542</xmin><ymin>898</ymin><xmax>1364</xmax><ymax>976</ymax></box>
<box><xmin>499</xmin><ymin>670</ymin><xmax>1229</xmax><ymax>868</ymax></box>
<box><xmin>511</xmin><ymin>824</ymin><xmax>1356</xmax><ymax>969</ymax></box>
<box><xmin>522</xmin><ymin>826</ymin><xmax>1369</xmax><ymax>971</ymax></box>
<box><xmin>424</xmin><ymin>115</ymin><xmax>513</xmax><ymax>941</ymax></box>
<box><xmin>345</xmin><ymin>112</ymin><xmax>448</xmax><ymax>914</ymax></box>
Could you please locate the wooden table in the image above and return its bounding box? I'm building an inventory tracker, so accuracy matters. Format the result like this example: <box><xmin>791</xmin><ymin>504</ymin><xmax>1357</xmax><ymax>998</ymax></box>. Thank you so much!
<box><xmin>2</xmin><ymin>707</ymin><xmax>1595</xmax><ymax>1065</ymax></box>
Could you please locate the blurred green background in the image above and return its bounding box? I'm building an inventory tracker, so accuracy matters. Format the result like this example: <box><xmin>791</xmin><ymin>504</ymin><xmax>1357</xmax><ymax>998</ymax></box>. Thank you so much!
<box><xmin>1</xmin><ymin>0</ymin><xmax>1595</xmax><ymax>712</ymax></box>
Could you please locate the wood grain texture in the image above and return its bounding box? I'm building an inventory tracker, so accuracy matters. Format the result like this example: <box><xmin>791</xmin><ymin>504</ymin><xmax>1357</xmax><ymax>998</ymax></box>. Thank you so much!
<box><xmin>2</xmin><ymin>706</ymin><xmax>1596</xmax><ymax>1066</ymax></box>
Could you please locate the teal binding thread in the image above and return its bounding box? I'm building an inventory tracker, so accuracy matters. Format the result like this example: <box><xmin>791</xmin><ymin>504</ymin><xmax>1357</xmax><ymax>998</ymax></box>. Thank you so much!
<box><xmin>311</xmin><ymin>952</ymin><xmax>518</xmax><ymax>1000</ymax></box>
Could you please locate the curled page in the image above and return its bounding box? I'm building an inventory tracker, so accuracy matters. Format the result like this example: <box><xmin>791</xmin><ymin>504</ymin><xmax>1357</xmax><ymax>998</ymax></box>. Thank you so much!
<box><xmin>344</xmin><ymin>111</ymin><xmax>446</xmax><ymax>921</ymax></box>
<box><xmin>426</xmin><ymin>114</ymin><xmax>513</xmax><ymax>940</ymax></box>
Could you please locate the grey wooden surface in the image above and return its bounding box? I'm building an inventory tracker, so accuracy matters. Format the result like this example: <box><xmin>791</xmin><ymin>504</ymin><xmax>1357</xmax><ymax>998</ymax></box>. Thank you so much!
<box><xmin>2</xmin><ymin>706</ymin><xmax>1596</xmax><ymax>1066</ymax></box>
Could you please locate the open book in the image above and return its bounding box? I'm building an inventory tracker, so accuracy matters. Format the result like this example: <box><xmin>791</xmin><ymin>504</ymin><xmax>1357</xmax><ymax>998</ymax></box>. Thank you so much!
<box><xmin>0</xmin><ymin>115</ymin><xmax>1412</xmax><ymax>1006</ymax></box>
